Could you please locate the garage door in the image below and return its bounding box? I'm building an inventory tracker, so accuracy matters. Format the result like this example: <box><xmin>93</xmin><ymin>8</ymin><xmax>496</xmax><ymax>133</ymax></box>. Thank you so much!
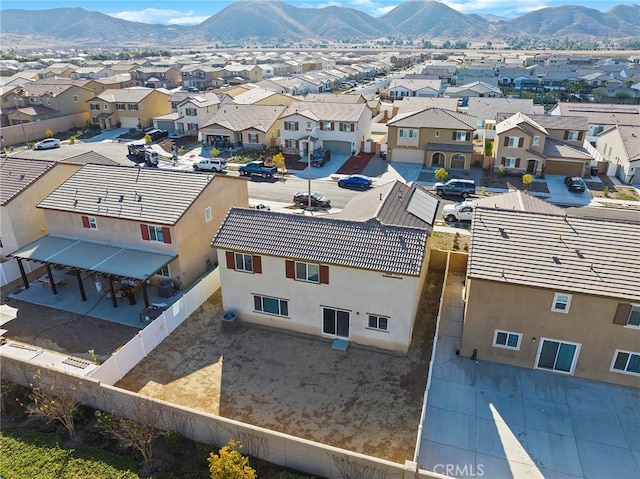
<box><xmin>323</xmin><ymin>141</ymin><xmax>351</xmax><ymax>156</ymax></box>
<box><xmin>120</xmin><ymin>117</ymin><xmax>139</xmax><ymax>129</ymax></box>
<box><xmin>544</xmin><ymin>160</ymin><xmax>584</xmax><ymax>176</ymax></box>
<box><xmin>390</xmin><ymin>148</ymin><xmax>425</xmax><ymax>164</ymax></box>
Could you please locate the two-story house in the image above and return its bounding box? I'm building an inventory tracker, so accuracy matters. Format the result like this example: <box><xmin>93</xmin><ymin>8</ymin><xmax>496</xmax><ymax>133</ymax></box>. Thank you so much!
<box><xmin>181</xmin><ymin>64</ymin><xmax>220</xmax><ymax>91</ymax></box>
<box><xmin>131</xmin><ymin>67</ymin><xmax>181</xmax><ymax>89</ymax></box>
<box><xmin>494</xmin><ymin>112</ymin><xmax>592</xmax><ymax>176</ymax></box>
<box><xmin>174</xmin><ymin>92</ymin><xmax>222</xmax><ymax>137</ymax></box>
<box><xmin>460</xmin><ymin>208</ymin><xmax>640</xmax><ymax>388</ymax></box>
<box><xmin>88</xmin><ymin>87</ymin><xmax>171</xmax><ymax>130</ymax></box>
<box><xmin>596</xmin><ymin>125</ymin><xmax>640</xmax><ymax>185</ymax></box>
<box><xmin>387</xmin><ymin>107</ymin><xmax>476</xmax><ymax>169</ymax></box>
<box><xmin>199</xmin><ymin>104</ymin><xmax>286</xmax><ymax>149</ymax></box>
<box><xmin>279</xmin><ymin>101</ymin><xmax>372</xmax><ymax>158</ymax></box>
<box><xmin>211</xmin><ymin>195</ymin><xmax>435</xmax><ymax>352</ymax></box>
<box><xmin>83</xmin><ymin>74</ymin><xmax>135</xmax><ymax>95</ymax></box>
<box><xmin>10</xmin><ymin>164</ymin><xmax>248</xmax><ymax>302</ymax></box>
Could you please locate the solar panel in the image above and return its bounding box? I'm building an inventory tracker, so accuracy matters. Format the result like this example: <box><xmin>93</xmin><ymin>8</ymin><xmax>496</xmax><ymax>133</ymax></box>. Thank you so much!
<box><xmin>406</xmin><ymin>188</ymin><xmax>439</xmax><ymax>226</ymax></box>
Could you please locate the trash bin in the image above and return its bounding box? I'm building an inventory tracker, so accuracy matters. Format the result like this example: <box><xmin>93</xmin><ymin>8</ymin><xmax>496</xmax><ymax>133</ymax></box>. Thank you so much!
<box><xmin>157</xmin><ymin>279</ymin><xmax>176</xmax><ymax>298</ymax></box>
<box><xmin>590</xmin><ymin>166</ymin><xmax>599</xmax><ymax>176</ymax></box>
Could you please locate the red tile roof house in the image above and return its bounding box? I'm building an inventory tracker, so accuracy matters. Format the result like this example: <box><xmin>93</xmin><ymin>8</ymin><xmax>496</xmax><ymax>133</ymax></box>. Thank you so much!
<box><xmin>211</xmin><ymin>181</ymin><xmax>439</xmax><ymax>352</ymax></box>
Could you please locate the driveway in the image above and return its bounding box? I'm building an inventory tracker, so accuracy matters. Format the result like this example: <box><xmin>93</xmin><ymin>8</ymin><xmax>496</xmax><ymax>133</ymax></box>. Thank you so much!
<box><xmin>545</xmin><ymin>175</ymin><xmax>593</xmax><ymax>206</ymax></box>
<box><xmin>419</xmin><ymin>272</ymin><xmax>640</xmax><ymax>479</ymax></box>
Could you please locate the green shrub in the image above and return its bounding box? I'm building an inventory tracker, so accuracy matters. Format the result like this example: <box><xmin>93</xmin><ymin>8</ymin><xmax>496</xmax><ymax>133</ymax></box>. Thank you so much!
<box><xmin>44</xmin><ymin>129</ymin><xmax>54</xmax><ymax>138</ymax></box>
<box><xmin>69</xmin><ymin>136</ymin><xmax>77</xmax><ymax>145</ymax></box>
<box><xmin>602</xmin><ymin>186</ymin><xmax>609</xmax><ymax>197</ymax></box>
<box><xmin>434</xmin><ymin>167</ymin><xmax>448</xmax><ymax>182</ymax></box>
<box><xmin>497</xmin><ymin>164</ymin><xmax>506</xmax><ymax>176</ymax></box>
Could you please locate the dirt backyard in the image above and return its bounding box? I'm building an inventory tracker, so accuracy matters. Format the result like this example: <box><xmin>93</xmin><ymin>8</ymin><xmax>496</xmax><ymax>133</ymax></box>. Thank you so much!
<box><xmin>116</xmin><ymin>271</ymin><xmax>444</xmax><ymax>464</ymax></box>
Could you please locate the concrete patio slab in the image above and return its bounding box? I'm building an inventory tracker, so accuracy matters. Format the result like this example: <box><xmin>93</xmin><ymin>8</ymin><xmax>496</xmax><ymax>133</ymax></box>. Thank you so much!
<box><xmin>569</xmin><ymin>409</ymin><xmax>628</xmax><ymax>448</ymax></box>
<box><xmin>417</xmin><ymin>440</ymin><xmax>476</xmax><ymax>474</ymax></box>
<box><xmin>563</xmin><ymin>376</ymin><xmax>617</xmax><ymax>411</ymax></box>
<box><xmin>475</xmin><ymin>417</ymin><xmax>529</xmax><ymax>465</ymax></box>
<box><xmin>424</xmin><ymin>406</ymin><xmax>476</xmax><ymax>451</ymax></box>
<box><xmin>576</xmin><ymin>440</ymin><xmax>639</xmax><ymax>479</ymax></box>
<box><xmin>477</xmin><ymin>361</ymin><xmax>523</xmax><ymax>394</ymax></box>
<box><xmin>522</xmin><ymin>397</ymin><xmax>574</xmax><ymax>437</ymax></box>
<box><xmin>526</xmin><ymin>428</ymin><xmax>582</xmax><ymax>477</ymax></box>
<box><xmin>476</xmin><ymin>388</ymin><xmax>526</xmax><ymax>427</ymax></box>
<box><xmin>519</xmin><ymin>368</ymin><xmax>568</xmax><ymax>403</ymax></box>
<box><xmin>427</xmin><ymin>377</ymin><xmax>477</xmax><ymax>416</ymax></box>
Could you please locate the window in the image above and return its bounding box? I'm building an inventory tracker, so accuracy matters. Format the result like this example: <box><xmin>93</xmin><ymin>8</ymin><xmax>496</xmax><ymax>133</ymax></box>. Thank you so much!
<box><xmin>628</xmin><ymin>305</ymin><xmax>640</xmax><ymax>327</ymax></box>
<box><xmin>552</xmin><ymin>293</ymin><xmax>572</xmax><ymax>313</ymax></box>
<box><xmin>157</xmin><ymin>265</ymin><xmax>170</xmax><ymax>277</ymax></box>
<box><xmin>306</xmin><ymin>121</ymin><xmax>312</xmax><ymax>131</ymax></box>
<box><xmin>532</xmin><ymin>136</ymin><xmax>540</xmax><ymax>147</ymax></box>
<box><xmin>92</xmin><ymin>117</ymin><xmax>100</xmax><ymax>125</ymax></box>
<box><xmin>505</xmin><ymin>157</ymin><xmax>517</xmax><ymax>168</ymax></box>
<box><xmin>254</xmin><ymin>294</ymin><xmax>289</xmax><ymax>316</ymax></box>
<box><xmin>321</xmin><ymin>121</ymin><xmax>333</xmax><ymax>131</ymax></box>
<box><xmin>610</xmin><ymin>350</ymin><xmax>640</xmax><ymax>376</ymax></box>
<box><xmin>339</xmin><ymin>122</ymin><xmax>353</xmax><ymax>132</ymax></box>
<box><xmin>615</xmin><ymin>304</ymin><xmax>640</xmax><ymax>327</ymax></box>
<box><xmin>536</xmin><ymin>338</ymin><xmax>580</xmax><ymax>374</ymax></box>
<box><xmin>285</xmin><ymin>139</ymin><xmax>297</xmax><ymax>148</ymax></box>
<box><xmin>204</xmin><ymin>206</ymin><xmax>212</xmax><ymax>222</ymax></box>
<box><xmin>185</xmin><ymin>108</ymin><xmax>197</xmax><ymax>116</ymax></box>
<box><xmin>566</xmin><ymin>131</ymin><xmax>579</xmax><ymax>141</ymax></box>
<box><xmin>90</xmin><ymin>103</ymin><xmax>100</xmax><ymax>111</ymax></box>
<box><xmin>323</xmin><ymin>307</ymin><xmax>350</xmax><ymax>338</ymax></box>
<box><xmin>452</xmin><ymin>131</ymin><xmax>469</xmax><ymax>141</ymax></box>
<box><xmin>284</xmin><ymin>121</ymin><xmax>298</xmax><ymax>131</ymax></box>
<box><xmin>72</xmin><ymin>95</ymin><xmax>79</xmax><ymax>103</ymax></box>
<box><xmin>507</xmin><ymin>136</ymin><xmax>520</xmax><ymax>147</ymax></box>
<box><xmin>435</xmin><ymin>130</ymin><xmax>440</xmax><ymax>138</ymax></box>
<box><xmin>234</xmin><ymin>253</ymin><xmax>253</xmax><ymax>273</ymax></box>
<box><xmin>399</xmin><ymin>129</ymin><xmax>417</xmax><ymax>138</ymax></box>
<box><xmin>103</xmin><ymin>104</ymin><xmax>109</xmax><ymax>110</ymax></box>
<box><xmin>116</xmin><ymin>103</ymin><xmax>126</xmax><ymax>110</ymax></box>
<box><xmin>295</xmin><ymin>262</ymin><xmax>319</xmax><ymax>283</ymax></box>
<box><xmin>149</xmin><ymin>225</ymin><xmax>165</xmax><ymax>243</ymax></box>
<box><xmin>493</xmin><ymin>330</ymin><xmax>521</xmax><ymax>350</ymax></box>
<box><xmin>81</xmin><ymin>215</ymin><xmax>97</xmax><ymax>229</ymax></box>
<box><xmin>368</xmin><ymin>314</ymin><xmax>389</xmax><ymax>332</ymax></box>
<box><xmin>128</xmin><ymin>104</ymin><xmax>138</xmax><ymax>111</ymax></box>
<box><xmin>248</xmin><ymin>133</ymin><xmax>259</xmax><ymax>143</ymax></box>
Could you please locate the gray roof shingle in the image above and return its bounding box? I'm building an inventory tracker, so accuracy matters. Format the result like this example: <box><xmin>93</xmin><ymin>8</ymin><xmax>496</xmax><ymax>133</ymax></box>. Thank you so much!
<box><xmin>212</xmin><ymin>208</ymin><xmax>429</xmax><ymax>276</ymax></box>
<box><xmin>468</xmin><ymin>209</ymin><xmax>640</xmax><ymax>302</ymax></box>
<box><xmin>1</xmin><ymin>157</ymin><xmax>56</xmax><ymax>205</ymax></box>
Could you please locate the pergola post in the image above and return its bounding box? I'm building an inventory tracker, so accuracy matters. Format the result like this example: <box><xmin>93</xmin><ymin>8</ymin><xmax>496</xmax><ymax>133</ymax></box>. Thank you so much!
<box><xmin>75</xmin><ymin>269</ymin><xmax>87</xmax><ymax>302</ymax></box>
<box><xmin>45</xmin><ymin>264</ymin><xmax>58</xmax><ymax>295</ymax></box>
<box><xmin>17</xmin><ymin>258</ymin><xmax>29</xmax><ymax>289</ymax></box>
<box><xmin>108</xmin><ymin>276</ymin><xmax>118</xmax><ymax>308</ymax></box>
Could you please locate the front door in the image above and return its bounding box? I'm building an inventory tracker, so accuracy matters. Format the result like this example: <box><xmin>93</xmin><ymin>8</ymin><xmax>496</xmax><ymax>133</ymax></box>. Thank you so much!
<box><xmin>535</xmin><ymin>338</ymin><xmax>580</xmax><ymax>374</ymax></box>
<box><xmin>322</xmin><ymin>307</ymin><xmax>350</xmax><ymax>339</ymax></box>
<box><xmin>527</xmin><ymin>159</ymin><xmax>536</xmax><ymax>173</ymax></box>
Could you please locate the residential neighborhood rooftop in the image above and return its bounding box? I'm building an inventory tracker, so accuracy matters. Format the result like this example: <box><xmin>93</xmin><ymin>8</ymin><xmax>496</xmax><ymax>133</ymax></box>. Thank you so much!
<box><xmin>0</xmin><ymin>157</ymin><xmax>56</xmax><ymax>205</ymax></box>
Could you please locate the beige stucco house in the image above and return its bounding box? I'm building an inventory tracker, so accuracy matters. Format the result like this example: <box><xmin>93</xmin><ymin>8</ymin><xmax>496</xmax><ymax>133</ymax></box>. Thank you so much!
<box><xmin>596</xmin><ymin>124</ymin><xmax>640</xmax><ymax>185</ymax></box>
<box><xmin>387</xmin><ymin>107</ymin><xmax>476</xmax><ymax>169</ymax></box>
<box><xmin>494</xmin><ymin>112</ymin><xmax>592</xmax><ymax>176</ymax></box>
<box><xmin>88</xmin><ymin>87</ymin><xmax>171</xmax><ymax>130</ymax></box>
<box><xmin>460</xmin><ymin>208</ymin><xmax>640</xmax><ymax>388</ymax></box>
<box><xmin>212</xmin><ymin>181</ymin><xmax>439</xmax><ymax>353</ymax></box>
<box><xmin>10</xmin><ymin>164</ymin><xmax>248</xmax><ymax>297</ymax></box>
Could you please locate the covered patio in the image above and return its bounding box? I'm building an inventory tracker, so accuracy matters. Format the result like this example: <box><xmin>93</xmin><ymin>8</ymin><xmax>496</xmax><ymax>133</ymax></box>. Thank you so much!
<box><xmin>8</xmin><ymin>235</ymin><xmax>180</xmax><ymax>328</ymax></box>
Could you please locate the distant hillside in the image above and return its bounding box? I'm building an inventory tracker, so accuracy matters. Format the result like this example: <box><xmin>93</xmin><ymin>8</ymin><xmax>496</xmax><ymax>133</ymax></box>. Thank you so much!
<box><xmin>1</xmin><ymin>1</ymin><xmax>638</xmax><ymax>50</ymax></box>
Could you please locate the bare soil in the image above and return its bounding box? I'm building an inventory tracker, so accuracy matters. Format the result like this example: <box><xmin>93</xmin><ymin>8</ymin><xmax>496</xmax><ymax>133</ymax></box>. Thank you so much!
<box><xmin>116</xmin><ymin>274</ymin><xmax>442</xmax><ymax>464</ymax></box>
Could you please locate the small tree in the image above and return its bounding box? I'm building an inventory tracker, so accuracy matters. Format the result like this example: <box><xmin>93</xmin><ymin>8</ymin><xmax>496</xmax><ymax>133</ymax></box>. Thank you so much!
<box><xmin>271</xmin><ymin>152</ymin><xmax>286</xmax><ymax>173</ymax></box>
<box><xmin>25</xmin><ymin>370</ymin><xmax>80</xmax><ymax>440</ymax></box>
<box><xmin>434</xmin><ymin>168</ymin><xmax>448</xmax><ymax>182</ymax></box>
<box><xmin>208</xmin><ymin>440</ymin><xmax>256</xmax><ymax>479</ymax></box>
<box><xmin>209</xmin><ymin>147</ymin><xmax>220</xmax><ymax>158</ymax></box>
<box><xmin>44</xmin><ymin>128</ymin><xmax>53</xmax><ymax>138</ymax></box>
<box><xmin>144</xmin><ymin>134</ymin><xmax>152</xmax><ymax>144</ymax></box>
<box><xmin>522</xmin><ymin>173</ymin><xmax>533</xmax><ymax>192</ymax></box>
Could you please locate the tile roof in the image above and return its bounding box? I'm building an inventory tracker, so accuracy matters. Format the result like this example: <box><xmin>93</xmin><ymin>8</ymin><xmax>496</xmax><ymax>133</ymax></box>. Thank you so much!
<box><xmin>38</xmin><ymin>164</ymin><xmax>219</xmax><ymax>225</ymax></box>
<box><xmin>388</xmin><ymin>107</ymin><xmax>476</xmax><ymax>129</ymax></box>
<box><xmin>332</xmin><ymin>180</ymin><xmax>438</xmax><ymax>229</ymax></box>
<box><xmin>468</xmin><ymin>209</ymin><xmax>640</xmax><ymax>302</ymax></box>
<box><xmin>467</xmin><ymin>98</ymin><xmax>537</xmax><ymax>119</ymax></box>
<box><xmin>201</xmin><ymin>104</ymin><xmax>286</xmax><ymax>132</ymax></box>
<box><xmin>59</xmin><ymin>151</ymin><xmax>121</xmax><ymax>166</ymax></box>
<box><xmin>542</xmin><ymin>137</ymin><xmax>592</xmax><ymax>160</ymax></box>
<box><xmin>551</xmin><ymin>103</ymin><xmax>640</xmax><ymax>127</ymax></box>
<box><xmin>96</xmin><ymin>87</ymin><xmax>164</xmax><ymax>102</ymax></box>
<box><xmin>474</xmin><ymin>191</ymin><xmax>564</xmax><ymax>215</ymax></box>
<box><xmin>212</xmin><ymin>208</ymin><xmax>429</xmax><ymax>276</ymax></box>
<box><xmin>616</xmin><ymin>125</ymin><xmax>640</xmax><ymax>161</ymax></box>
<box><xmin>0</xmin><ymin>157</ymin><xmax>56</xmax><ymax>205</ymax></box>
<box><xmin>281</xmin><ymin>101</ymin><xmax>368</xmax><ymax>122</ymax></box>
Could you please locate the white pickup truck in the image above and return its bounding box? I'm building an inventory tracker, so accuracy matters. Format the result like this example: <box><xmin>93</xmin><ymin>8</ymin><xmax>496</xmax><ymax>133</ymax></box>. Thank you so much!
<box><xmin>442</xmin><ymin>200</ymin><xmax>474</xmax><ymax>223</ymax></box>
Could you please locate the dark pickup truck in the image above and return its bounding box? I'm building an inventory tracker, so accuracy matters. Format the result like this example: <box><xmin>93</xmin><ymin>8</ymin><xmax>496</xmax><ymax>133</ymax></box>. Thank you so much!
<box><xmin>238</xmin><ymin>161</ymin><xmax>277</xmax><ymax>178</ymax></box>
<box><xmin>311</xmin><ymin>148</ymin><xmax>331</xmax><ymax>167</ymax></box>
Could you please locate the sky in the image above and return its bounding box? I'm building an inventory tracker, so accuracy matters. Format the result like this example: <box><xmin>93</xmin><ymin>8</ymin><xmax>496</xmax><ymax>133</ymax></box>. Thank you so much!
<box><xmin>1</xmin><ymin>0</ymin><xmax>635</xmax><ymax>25</ymax></box>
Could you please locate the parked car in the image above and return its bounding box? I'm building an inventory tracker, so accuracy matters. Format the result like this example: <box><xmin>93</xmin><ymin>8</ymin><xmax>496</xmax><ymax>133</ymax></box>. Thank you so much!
<box><xmin>293</xmin><ymin>192</ymin><xmax>331</xmax><ymax>208</ymax></box>
<box><xmin>127</xmin><ymin>141</ymin><xmax>147</xmax><ymax>156</ymax></box>
<box><xmin>193</xmin><ymin>158</ymin><xmax>227</xmax><ymax>172</ymax></box>
<box><xmin>564</xmin><ymin>176</ymin><xmax>586</xmax><ymax>192</ymax></box>
<box><xmin>338</xmin><ymin>174</ymin><xmax>373</xmax><ymax>190</ymax></box>
<box><xmin>442</xmin><ymin>200</ymin><xmax>474</xmax><ymax>223</ymax></box>
<box><xmin>311</xmin><ymin>148</ymin><xmax>331</xmax><ymax>167</ymax></box>
<box><xmin>433</xmin><ymin>179</ymin><xmax>476</xmax><ymax>198</ymax></box>
<box><xmin>250</xmin><ymin>203</ymin><xmax>271</xmax><ymax>211</ymax></box>
<box><xmin>33</xmin><ymin>138</ymin><xmax>61</xmax><ymax>150</ymax></box>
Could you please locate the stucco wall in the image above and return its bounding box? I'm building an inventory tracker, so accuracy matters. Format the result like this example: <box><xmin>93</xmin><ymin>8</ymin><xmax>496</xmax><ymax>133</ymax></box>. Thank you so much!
<box><xmin>461</xmin><ymin>278</ymin><xmax>640</xmax><ymax>387</ymax></box>
<box><xmin>217</xmin><ymin>251</ymin><xmax>423</xmax><ymax>352</ymax></box>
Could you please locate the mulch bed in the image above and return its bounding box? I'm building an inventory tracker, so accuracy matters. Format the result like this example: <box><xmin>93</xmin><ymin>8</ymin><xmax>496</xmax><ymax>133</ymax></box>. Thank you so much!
<box><xmin>335</xmin><ymin>152</ymin><xmax>375</xmax><ymax>175</ymax></box>
<box><xmin>283</xmin><ymin>154</ymin><xmax>308</xmax><ymax>171</ymax></box>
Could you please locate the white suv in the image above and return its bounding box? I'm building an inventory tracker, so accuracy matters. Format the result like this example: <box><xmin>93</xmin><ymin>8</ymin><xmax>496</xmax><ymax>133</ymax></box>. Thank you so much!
<box><xmin>193</xmin><ymin>158</ymin><xmax>227</xmax><ymax>172</ymax></box>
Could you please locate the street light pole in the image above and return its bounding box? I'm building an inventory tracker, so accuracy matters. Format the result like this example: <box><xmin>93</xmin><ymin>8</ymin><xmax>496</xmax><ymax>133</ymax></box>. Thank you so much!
<box><xmin>307</xmin><ymin>126</ymin><xmax>319</xmax><ymax>210</ymax></box>
<box><xmin>14</xmin><ymin>96</ymin><xmax>29</xmax><ymax>148</ymax></box>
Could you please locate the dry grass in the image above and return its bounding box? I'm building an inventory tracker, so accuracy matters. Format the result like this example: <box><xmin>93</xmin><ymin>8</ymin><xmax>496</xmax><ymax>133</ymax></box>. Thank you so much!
<box><xmin>430</xmin><ymin>232</ymin><xmax>471</xmax><ymax>252</ymax></box>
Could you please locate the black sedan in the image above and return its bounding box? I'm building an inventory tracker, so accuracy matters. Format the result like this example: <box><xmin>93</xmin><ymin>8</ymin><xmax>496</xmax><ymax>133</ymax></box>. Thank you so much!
<box><xmin>293</xmin><ymin>192</ymin><xmax>331</xmax><ymax>208</ymax></box>
<box><xmin>337</xmin><ymin>174</ymin><xmax>373</xmax><ymax>190</ymax></box>
<box><xmin>564</xmin><ymin>176</ymin><xmax>586</xmax><ymax>192</ymax></box>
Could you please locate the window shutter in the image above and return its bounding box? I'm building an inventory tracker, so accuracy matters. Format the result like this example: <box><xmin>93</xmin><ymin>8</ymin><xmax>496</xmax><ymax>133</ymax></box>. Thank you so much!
<box><xmin>82</xmin><ymin>215</ymin><xmax>90</xmax><ymax>228</ymax></box>
<box><xmin>162</xmin><ymin>227</ymin><xmax>172</xmax><ymax>244</ymax></box>
<box><xmin>577</xmin><ymin>131</ymin><xmax>583</xmax><ymax>141</ymax></box>
<box><xmin>563</xmin><ymin>130</ymin><xmax>569</xmax><ymax>140</ymax></box>
<box><xmin>501</xmin><ymin>157</ymin><xmax>506</xmax><ymax>165</ymax></box>
<box><xmin>466</xmin><ymin>132</ymin><xmax>471</xmax><ymax>141</ymax></box>
<box><xmin>285</xmin><ymin>260</ymin><xmax>295</xmax><ymax>279</ymax></box>
<box><xmin>452</xmin><ymin>131</ymin><xmax>457</xmax><ymax>140</ymax></box>
<box><xmin>518</xmin><ymin>137</ymin><xmax>524</xmax><ymax>148</ymax></box>
<box><xmin>503</xmin><ymin>136</ymin><xmax>509</xmax><ymax>146</ymax></box>
<box><xmin>140</xmin><ymin>224</ymin><xmax>150</xmax><ymax>241</ymax></box>
<box><xmin>515</xmin><ymin>158</ymin><xmax>521</xmax><ymax>168</ymax></box>
<box><xmin>294</xmin><ymin>123</ymin><xmax>298</xmax><ymax>131</ymax></box>
<box><xmin>319</xmin><ymin>265</ymin><xmax>329</xmax><ymax>284</ymax></box>
<box><xmin>225</xmin><ymin>251</ymin><xmax>235</xmax><ymax>270</ymax></box>
<box><xmin>613</xmin><ymin>303</ymin><xmax>632</xmax><ymax>325</ymax></box>
<box><xmin>252</xmin><ymin>255</ymin><xmax>262</xmax><ymax>274</ymax></box>
<box><xmin>339</xmin><ymin>123</ymin><xmax>344</xmax><ymax>132</ymax></box>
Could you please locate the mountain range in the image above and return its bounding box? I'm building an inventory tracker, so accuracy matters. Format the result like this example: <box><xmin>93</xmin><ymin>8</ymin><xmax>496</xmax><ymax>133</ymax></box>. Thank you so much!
<box><xmin>1</xmin><ymin>1</ymin><xmax>639</xmax><ymax>50</ymax></box>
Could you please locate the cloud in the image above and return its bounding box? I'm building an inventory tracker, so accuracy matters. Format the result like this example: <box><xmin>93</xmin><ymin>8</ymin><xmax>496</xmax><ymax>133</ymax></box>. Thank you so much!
<box><xmin>108</xmin><ymin>8</ymin><xmax>210</xmax><ymax>26</ymax></box>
